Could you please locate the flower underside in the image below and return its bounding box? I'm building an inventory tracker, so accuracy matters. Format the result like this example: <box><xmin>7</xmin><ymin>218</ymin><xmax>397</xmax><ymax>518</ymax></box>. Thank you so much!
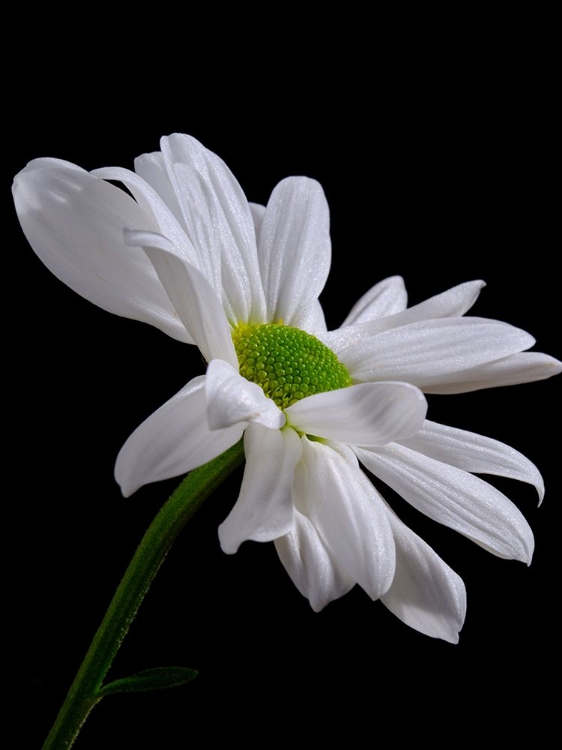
<box><xmin>232</xmin><ymin>323</ymin><xmax>352</xmax><ymax>409</ymax></box>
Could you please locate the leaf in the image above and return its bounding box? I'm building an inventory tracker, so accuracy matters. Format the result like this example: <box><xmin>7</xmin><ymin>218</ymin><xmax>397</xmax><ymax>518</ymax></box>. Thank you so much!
<box><xmin>98</xmin><ymin>666</ymin><xmax>198</xmax><ymax>697</ymax></box>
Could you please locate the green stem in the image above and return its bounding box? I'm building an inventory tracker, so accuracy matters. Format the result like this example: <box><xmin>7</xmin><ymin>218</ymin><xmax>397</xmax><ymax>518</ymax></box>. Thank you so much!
<box><xmin>42</xmin><ymin>440</ymin><xmax>245</xmax><ymax>750</ymax></box>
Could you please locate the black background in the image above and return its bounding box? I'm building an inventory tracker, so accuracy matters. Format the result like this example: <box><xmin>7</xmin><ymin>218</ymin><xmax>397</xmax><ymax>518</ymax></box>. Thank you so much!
<box><xmin>6</xmin><ymin>29</ymin><xmax>560</xmax><ymax>749</ymax></box>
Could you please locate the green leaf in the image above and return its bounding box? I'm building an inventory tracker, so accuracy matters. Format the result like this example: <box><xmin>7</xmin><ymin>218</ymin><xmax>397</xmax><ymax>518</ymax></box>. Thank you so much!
<box><xmin>98</xmin><ymin>666</ymin><xmax>198</xmax><ymax>697</ymax></box>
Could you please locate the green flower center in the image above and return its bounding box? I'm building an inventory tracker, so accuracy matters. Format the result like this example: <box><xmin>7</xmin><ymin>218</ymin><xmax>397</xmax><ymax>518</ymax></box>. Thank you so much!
<box><xmin>232</xmin><ymin>323</ymin><xmax>352</xmax><ymax>409</ymax></box>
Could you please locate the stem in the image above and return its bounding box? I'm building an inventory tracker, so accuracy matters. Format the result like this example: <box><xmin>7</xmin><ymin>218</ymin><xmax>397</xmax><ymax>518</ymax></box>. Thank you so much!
<box><xmin>42</xmin><ymin>440</ymin><xmax>245</xmax><ymax>750</ymax></box>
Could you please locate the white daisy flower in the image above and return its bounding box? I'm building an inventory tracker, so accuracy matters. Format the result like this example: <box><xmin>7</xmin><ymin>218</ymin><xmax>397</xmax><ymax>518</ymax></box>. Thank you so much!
<box><xmin>13</xmin><ymin>134</ymin><xmax>561</xmax><ymax>644</ymax></box>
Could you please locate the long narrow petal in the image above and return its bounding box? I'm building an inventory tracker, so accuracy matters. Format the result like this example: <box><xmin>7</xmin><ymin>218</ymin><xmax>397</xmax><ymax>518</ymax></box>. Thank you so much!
<box><xmin>421</xmin><ymin>352</ymin><xmax>562</xmax><ymax>393</ymax></box>
<box><xmin>341</xmin><ymin>276</ymin><xmax>408</xmax><ymax>326</ymax></box>
<box><xmin>125</xmin><ymin>230</ymin><xmax>237</xmax><ymax>366</ymax></box>
<box><xmin>258</xmin><ymin>177</ymin><xmax>331</xmax><ymax>328</ymax></box>
<box><xmin>381</xmin><ymin>506</ymin><xmax>467</xmax><ymax>643</ymax></box>
<box><xmin>401</xmin><ymin>420</ymin><xmax>545</xmax><ymax>503</ymax></box>
<box><xmin>298</xmin><ymin>439</ymin><xmax>395</xmax><ymax>600</ymax></box>
<box><xmin>13</xmin><ymin>160</ymin><xmax>189</xmax><ymax>342</ymax></box>
<box><xmin>218</xmin><ymin>424</ymin><xmax>302</xmax><ymax>553</ymax></box>
<box><xmin>115</xmin><ymin>376</ymin><xmax>244</xmax><ymax>497</ymax></box>
<box><xmin>274</xmin><ymin>510</ymin><xmax>355</xmax><ymax>612</ymax></box>
<box><xmin>206</xmin><ymin>359</ymin><xmax>285</xmax><ymax>430</ymax></box>
<box><xmin>338</xmin><ymin>318</ymin><xmax>535</xmax><ymax>386</ymax></box>
<box><xmin>323</xmin><ymin>281</ymin><xmax>486</xmax><ymax>352</ymax></box>
<box><xmin>285</xmin><ymin>382</ymin><xmax>427</xmax><ymax>446</ymax></box>
<box><xmin>160</xmin><ymin>134</ymin><xmax>267</xmax><ymax>324</ymax></box>
<box><xmin>356</xmin><ymin>445</ymin><xmax>534</xmax><ymax>563</ymax></box>
<box><xmin>171</xmin><ymin>163</ymin><xmax>223</xmax><ymax>294</ymax></box>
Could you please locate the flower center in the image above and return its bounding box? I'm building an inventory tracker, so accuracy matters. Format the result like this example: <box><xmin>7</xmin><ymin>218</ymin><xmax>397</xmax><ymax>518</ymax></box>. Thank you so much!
<box><xmin>232</xmin><ymin>323</ymin><xmax>352</xmax><ymax>409</ymax></box>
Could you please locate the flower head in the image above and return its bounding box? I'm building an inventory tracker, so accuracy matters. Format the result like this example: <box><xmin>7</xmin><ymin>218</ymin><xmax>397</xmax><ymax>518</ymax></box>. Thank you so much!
<box><xmin>13</xmin><ymin>134</ymin><xmax>561</xmax><ymax>643</ymax></box>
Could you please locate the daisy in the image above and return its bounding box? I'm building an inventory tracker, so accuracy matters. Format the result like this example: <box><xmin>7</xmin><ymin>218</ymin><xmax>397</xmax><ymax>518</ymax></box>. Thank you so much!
<box><xmin>13</xmin><ymin>134</ymin><xmax>560</xmax><ymax>643</ymax></box>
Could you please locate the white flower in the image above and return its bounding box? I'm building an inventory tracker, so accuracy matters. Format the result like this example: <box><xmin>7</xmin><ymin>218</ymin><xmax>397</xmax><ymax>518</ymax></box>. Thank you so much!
<box><xmin>13</xmin><ymin>134</ymin><xmax>561</xmax><ymax>644</ymax></box>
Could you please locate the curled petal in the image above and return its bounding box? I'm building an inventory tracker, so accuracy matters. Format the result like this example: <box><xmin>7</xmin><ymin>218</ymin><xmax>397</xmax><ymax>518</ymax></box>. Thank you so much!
<box><xmin>134</xmin><ymin>149</ymin><xmax>186</xmax><ymax>230</ymax></box>
<box><xmin>401</xmin><ymin>420</ymin><xmax>545</xmax><ymax>503</ymax></box>
<box><xmin>126</xmin><ymin>230</ymin><xmax>237</xmax><ymax>367</ymax></box>
<box><xmin>298</xmin><ymin>439</ymin><xmax>395</xmax><ymax>600</ymax></box>
<box><xmin>219</xmin><ymin>424</ymin><xmax>302</xmax><ymax>553</ymax></box>
<box><xmin>13</xmin><ymin>160</ymin><xmax>189</xmax><ymax>342</ymax></box>
<box><xmin>285</xmin><ymin>382</ymin><xmax>427</xmax><ymax>446</ymax></box>
<box><xmin>115</xmin><ymin>376</ymin><xmax>244</xmax><ymax>497</ymax></box>
<box><xmin>381</xmin><ymin>506</ymin><xmax>467</xmax><ymax>643</ymax></box>
<box><xmin>206</xmin><ymin>359</ymin><xmax>285</xmax><ymax>430</ymax></box>
<box><xmin>92</xmin><ymin>166</ymin><xmax>197</xmax><ymax>266</ymax></box>
<box><xmin>275</xmin><ymin>510</ymin><xmax>355</xmax><ymax>612</ymax></box>
<box><xmin>356</xmin><ymin>444</ymin><xmax>534</xmax><ymax>564</ymax></box>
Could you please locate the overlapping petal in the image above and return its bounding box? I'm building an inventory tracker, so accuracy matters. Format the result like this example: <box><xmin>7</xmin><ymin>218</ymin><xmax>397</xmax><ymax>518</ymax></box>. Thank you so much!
<box><xmin>381</xmin><ymin>507</ymin><xmax>467</xmax><ymax>643</ymax></box>
<box><xmin>92</xmin><ymin>166</ymin><xmax>197</xmax><ymax>267</ymax></box>
<box><xmin>401</xmin><ymin>420</ymin><xmax>544</xmax><ymax>502</ymax></box>
<box><xmin>206</xmin><ymin>360</ymin><xmax>284</xmax><ymax>430</ymax></box>
<box><xmin>13</xmin><ymin>160</ymin><xmax>189</xmax><ymax>342</ymax></box>
<box><xmin>115</xmin><ymin>376</ymin><xmax>244</xmax><ymax>497</ymax></box>
<box><xmin>297</xmin><ymin>440</ymin><xmax>396</xmax><ymax>600</ymax></box>
<box><xmin>125</xmin><ymin>230</ymin><xmax>237</xmax><ymax>367</ymax></box>
<box><xmin>356</xmin><ymin>444</ymin><xmax>534</xmax><ymax>563</ymax></box>
<box><xmin>159</xmin><ymin>134</ymin><xmax>267</xmax><ymax>325</ymax></box>
<box><xmin>338</xmin><ymin>318</ymin><xmax>535</xmax><ymax>387</ymax></box>
<box><xmin>325</xmin><ymin>280</ymin><xmax>486</xmax><ymax>351</ymax></box>
<box><xmin>285</xmin><ymin>382</ymin><xmax>427</xmax><ymax>446</ymax></box>
<box><xmin>274</xmin><ymin>510</ymin><xmax>355</xmax><ymax>612</ymax></box>
<box><xmin>218</xmin><ymin>424</ymin><xmax>302</xmax><ymax>553</ymax></box>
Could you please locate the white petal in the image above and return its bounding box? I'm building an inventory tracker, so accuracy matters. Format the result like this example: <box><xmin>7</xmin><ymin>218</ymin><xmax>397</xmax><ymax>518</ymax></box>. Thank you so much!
<box><xmin>291</xmin><ymin>300</ymin><xmax>328</xmax><ymax>336</ymax></box>
<box><xmin>171</xmin><ymin>162</ymin><xmax>224</xmax><ymax>295</ymax></box>
<box><xmin>356</xmin><ymin>444</ymin><xmax>534</xmax><ymax>563</ymax></box>
<box><xmin>401</xmin><ymin>420</ymin><xmax>545</xmax><ymax>503</ymax></box>
<box><xmin>337</xmin><ymin>318</ymin><xmax>535</xmax><ymax>387</ymax></box>
<box><xmin>18</xmin><ymin>156</ymin><xmax>85</xmax><ymax>174</ymax></box>
<box><xmin>285</xmin><ymin>382</ymin><xmax>427</xmax><ymax>446</ymax></box>
<box><xmin>249</xmin><ymin>202</ymin><xmax>266</xmax><ymax>237</ymax></box>
<box><xmin>125</xmin><ymin>230</ymin><xmax>237</xmax><ymax>366</ymax></box>
<box><xmin>92</xmin><ymin>166</ymin><xmax>197</xmax><ymax>267</ymax></box>
<box><xmin>274</xmin><ymin>510</ymin><xmax>355</xmax><ymax>612</ymax></box>
<box><xmin>13</xmin><ymin>160</ymin><xmax>189</xmax><ymax>342</ymax></box>
<box><xmin>258</xmin><ymin>177</ymin><xmax>331</xmax><ymax>328</ymax></box>
<box><xmin>323</xmin><ymin>280</ymin><xmax>486</xmax><ymax>353</ymax></box>
<box><xmin>298</xmin><ymin>439</ymin><xmax>395</xmax><ymax>599</ymax></box>
<box><xmin>134</xmin><ymin>149</ymin><xmax>186</xmax><ymax>230</ymax></box>
<box><xmin>206</xmin><ymin>359</ymin><xmax>285</xmax><ymax>430</ymax></box>
<box><xmin>159</xmin><ymin>134</ymin><xmax>267</xmax><ymax>324</ymax></box>
<box><xmin>381</xmin><ymin>507</ymin><xmax>467</xmax><ymax>643</ymax></box>
<box><xmin>398</xmin><ymin>279</ymin><xmax>485</xmax><ymax>322</ymax></box>
<box><xmin>115</xmin><ymin>376</ymin><xmax>244</xmax><ymax>497</ymax></box>
<box><xmin>218</xmin><ymin>423</ymin><xmax>302</xmax><ymax>553</ymax></box>
<box><xmin>341</xmin><ymin>276</ymin><xmax>408</xmax><ymax>326</ymax></box>
<box><xmin>421</xmin><ymin>352</ymin><xmax>562</xmax><ymax>393</ymax></box>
